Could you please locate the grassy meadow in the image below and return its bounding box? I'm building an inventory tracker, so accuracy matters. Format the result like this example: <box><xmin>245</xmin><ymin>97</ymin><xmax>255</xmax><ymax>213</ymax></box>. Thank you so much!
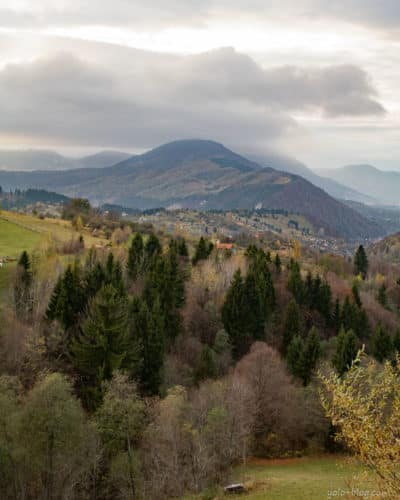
<box><xmin>187</xmin><ymin>456</ymin><xmax>374</xmax><ymax>499</ymax></box>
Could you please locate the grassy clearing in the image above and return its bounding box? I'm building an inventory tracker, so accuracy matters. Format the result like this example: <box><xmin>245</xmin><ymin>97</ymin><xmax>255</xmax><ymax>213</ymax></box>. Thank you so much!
<box><xmin>186</xmin><ymin>456</ymin><xmax>375</xmax><ymax>499</ymax></box>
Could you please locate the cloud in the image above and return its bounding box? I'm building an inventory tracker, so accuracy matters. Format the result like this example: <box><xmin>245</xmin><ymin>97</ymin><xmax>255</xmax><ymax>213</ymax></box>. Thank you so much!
<box><xmin>1</xmin><ymin>1</ymin><xmax>400</xmax><ymax>33</ymax></box>
<box><xmin>0</xmin><ymin>47</ymin><xmax>384</xmax><ymax>151</ymax></box>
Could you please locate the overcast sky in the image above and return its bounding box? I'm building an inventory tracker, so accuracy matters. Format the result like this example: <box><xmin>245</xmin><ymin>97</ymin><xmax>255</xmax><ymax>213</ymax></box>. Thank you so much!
<box><xmin>0</xmin><ymin>1</ymin><xmax>399</xmax><ymax>169</ymax></box>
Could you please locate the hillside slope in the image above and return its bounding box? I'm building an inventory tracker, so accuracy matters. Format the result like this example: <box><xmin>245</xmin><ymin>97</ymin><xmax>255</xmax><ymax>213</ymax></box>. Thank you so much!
<box><xmin>0</xmin><ymin>140</ymin><xmax>382</xmax><ymax>239</ymax></box>
<box><xmin>317</xmin><ymin>165</ymin><xmax>400</xmax><ymax>205</ymax></box>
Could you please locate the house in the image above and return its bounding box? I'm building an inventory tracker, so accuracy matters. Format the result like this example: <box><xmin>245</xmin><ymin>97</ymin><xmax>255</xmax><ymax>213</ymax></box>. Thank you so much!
<box><xmin>215</xmin><ymin>240</ymin><xmax>234</xmax><ymax>251</ymax></box>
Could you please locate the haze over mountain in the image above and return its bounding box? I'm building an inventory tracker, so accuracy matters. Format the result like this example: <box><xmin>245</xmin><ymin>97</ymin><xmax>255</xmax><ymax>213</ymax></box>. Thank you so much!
<box><xmin>0</xmin><ymin>139</ymin><xmax>382</xmax><ymax>240</ymax></box>
<box><xmin>0</xmin><ymin>150</ymin><xmax>131</xmax><ymax>171</ymax></box>
<box><xmin>249</xmin><ymin>152</ymin><xmax>376</xmax><ymax>204</ymax></box>
<box><xmin>317</xmin><ymin>165</ymin><xmax>400</xmax><ymax>205</ymax></box>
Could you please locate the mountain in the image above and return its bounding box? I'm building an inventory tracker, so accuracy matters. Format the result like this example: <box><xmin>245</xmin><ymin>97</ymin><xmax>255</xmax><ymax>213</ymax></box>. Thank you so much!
<box><xmin>0</xmin><ymin>139</ymin><xmax>383</xmax><ymax>239</ymax></box>
<box><xmin>0</xmin><ymin>150</ymin><xmax>131</xmax><ymax>171</ymax></box>
<box><xmin>250</xmin><ymin>152</ymin><xmax>376</xmax><ymax>204</ymax></box>
<box><xmin>316</xmin><ymin>165</ymin><xmax>400</xmax><ymax>205</ymax></box>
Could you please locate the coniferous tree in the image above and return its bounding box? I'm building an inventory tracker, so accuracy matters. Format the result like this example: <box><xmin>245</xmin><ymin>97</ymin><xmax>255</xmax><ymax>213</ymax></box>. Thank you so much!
<box><xmin>71</xmin><ymin>284</ymin><xmax>129</xmax><ymax>407</ymax></box>
<box><xmin>130</xmin><ymin>296</ymin><xmax>165</xmax><ymax>395</ymax></box>
<box><xmin>332</xmin><ymin>298</ymin><xmax>341</xmax><ymax>332</ymax></box>
<box><xmin>333</xmin><ymin>327</ymin><xmax>358</xmax><ymax>376</ymax></box>
<box><xmin>301</xmin><ymin>327</ymin><xmax>321</xmax><ymax>385</ymax></box>
<box><xmin>352</xmin><ymin>283</ymin><xmax>362</xmax><ymax>308</ymax></box>
<box><xmin>282</xmin><ymin>299</ymin><xmax>302</xmax><ymax>354</ymax></box>
<box><xmin>371</xmin><ymin>324</ymin><xmax>393</xmax><ymax>363</ymax></box>
<box><xmin>287</xmin><ymin>261</ymin><xmax>304</xmax><ymax>304</ymax></box>
<box><xmin>192</xmin><ymin>236</ymin><xmax>213</xmax><ymax>265</ymax></box>
<box><xmin>287</xmin><ymin>335</ymin><xmax>304</xmax><ymax>379</ymax></box>
<box><xmin>144</xmin><ymin>233</ymin><xmax>162</xmax><ymax>267</ymax></box>
<box><xmin>274</xmin><ymin>253</ymin><xmax>282</xmax><ymax>273</ymax></box>
<box><xmin>127</xmin><ymin>233</ymin><xmax>144</xmax><ymax>280</ymax></box>
<box><xmin>354</xmin><ymin>245</ymin><xmax>368</xmax><ymax>279</ymax></box>
<box><xmin>177</xmin><ymin>238</ymin><xmax>189</xmax><ymax>257</ymax></box>
<box><xmin>194</xmin><ymin>345</ymin><xmax>217</xmax><ymax>383</ymax></box>
<box><xmin>14</xmin><ymin>250</ymin><xmax>33</xmax><ymax>318</ymax></box>
<box><xmin>221</xmin><ymin>269</ymin><xmax>249</xmax><ymax>359</ymax></box>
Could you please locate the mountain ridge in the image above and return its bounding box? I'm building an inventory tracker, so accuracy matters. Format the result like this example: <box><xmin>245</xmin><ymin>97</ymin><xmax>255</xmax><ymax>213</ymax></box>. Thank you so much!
<box><xmin>0</xmin><ymin>139</ymin><xmax>383</xmax><ymax>240</ymax></box>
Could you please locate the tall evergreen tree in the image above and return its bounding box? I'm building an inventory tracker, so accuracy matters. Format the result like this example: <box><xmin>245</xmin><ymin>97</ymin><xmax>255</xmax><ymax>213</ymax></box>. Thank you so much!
<box><xmin>393</xmin><ymin>328</ymin><xmax>400</xmax><ymax>354</ymax></box>
<box><xmin>192</xmin><ymin>236</ymin><xmax>213</xmax><ymax>265</ymax></box>
<box><xmin>333</xmin><ymin>327</ymin><xmax>358</xmax><ymax>376</ymax></box>
<box><xmin>129</xmin><ymin>297</ymin><xmax>165</xmax><ymax>395</ymax></box>
<box><xmin>354</xmin><ymin>245</ymin><xmax>368</xmax><ymax>279</ymax></box>
<box><xmin>71</xmin><ymin>284</ymin><xmax>129</xmax><ymax>407</ymax></box>
<box><xmin>332</xmin><ymin>298</ymin><xmax>341</xmax><ymax>333</ymax></box>
<box><xmin>287</xmin><ymin>261</ymin><xmax>304</xmax><ymax>304</ymax></box>
<box><xmin>301</xmin><ymin>327</ymin><xmax>321</xmax><ymax>385</ymax></box>
<box><xmin>127</xmin><ymin>233</ymin><xmax>144</xmax><ymax>280</ymax></box>
<box><xmin>274</xmin><ymin>253</ymin><xmax>282</xmax><ymax>273</ymax></box>
<box><xmin>14</xmin><ymin>250</ymin><xmax>33</xmax><ymax>318</ymax></box>
<box><xmin>371</xmin><ymin>324</ymin><xmax>393</xmax><ymax>363</ymax></box>
<box><xmin>287</xmin><ymin>335</ymin><xmax>304</xmax><ymax>380</ymax></box>
<box><xmin>221</xmin><ymin>269</ymin><xmax>249</xmax><ymax>359</ymax></box>
<box><xmin>282</xmin><ymin>299</ymin><xmax>302</xmax><ymax>354</ymax></box>
<box><xmin>144</xmin><ymin>233</ymin><xmax>162</xmax><ymax>267</ymax></box>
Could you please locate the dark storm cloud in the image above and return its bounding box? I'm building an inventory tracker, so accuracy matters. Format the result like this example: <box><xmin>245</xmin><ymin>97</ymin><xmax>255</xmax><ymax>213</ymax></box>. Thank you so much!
<box><xmin>0</xmin><ymin>48</ymin><xmax>384</xmax><ymax>149</ymax></box>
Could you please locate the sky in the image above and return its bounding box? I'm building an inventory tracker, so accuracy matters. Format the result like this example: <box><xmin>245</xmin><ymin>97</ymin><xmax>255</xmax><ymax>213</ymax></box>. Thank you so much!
<box><xmin>0</xmin><ymin>1</ymin><xmax>399</xmax><ymax>169</ymax></box>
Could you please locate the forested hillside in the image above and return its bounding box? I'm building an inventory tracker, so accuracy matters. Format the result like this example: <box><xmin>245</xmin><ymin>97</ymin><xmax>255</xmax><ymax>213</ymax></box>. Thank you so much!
<box><xmin>1</xmin><ymin>203</ymin><xmax>400</xmax><ymax>498</ymax></box>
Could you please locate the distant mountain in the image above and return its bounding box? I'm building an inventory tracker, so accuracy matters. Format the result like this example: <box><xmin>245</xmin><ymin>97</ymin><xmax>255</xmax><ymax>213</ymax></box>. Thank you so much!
<box><xmin>0</xmin><ymin>139</ymin><xmax>383</xmax><ymax>239</ymax></box>
<box><xmin>0</xmin><ymin>150</ymin><xmax>131</xmax><ymax>171</ymax></box>
<box><xmin>250</xmin><ymin>152</ymin><xmax>376</xmax><ymax>204</ymax></box>
<box><xmin>316</xmin><ymin>165</ymin><xmax>400</xmax><ymax>205</ymax></box>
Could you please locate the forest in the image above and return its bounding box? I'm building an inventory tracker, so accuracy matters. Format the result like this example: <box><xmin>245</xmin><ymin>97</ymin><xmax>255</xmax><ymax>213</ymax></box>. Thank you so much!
<box><xmin>1</xmin><ymin>203</ymin><xmax>400</xmax><ymax>499</ymax></box>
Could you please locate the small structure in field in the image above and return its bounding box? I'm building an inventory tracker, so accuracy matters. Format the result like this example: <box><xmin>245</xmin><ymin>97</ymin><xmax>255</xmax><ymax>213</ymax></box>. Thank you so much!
<box><xmin>224</xmin><ymin>483</ymin><xmax>247</xmax><ymax>494</ymax></box>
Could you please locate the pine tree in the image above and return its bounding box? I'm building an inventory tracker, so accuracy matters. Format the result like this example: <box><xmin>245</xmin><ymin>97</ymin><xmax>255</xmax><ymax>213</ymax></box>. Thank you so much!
<box><xmin>333</xmin><ymin>327</ymin><xmax>358</xmax><ymax>376</ymax></box>
<box><xmin>192</xmin><ymin>236</ymin><xmax>213</xmax><ymax>265</ymax></box>
<box><xmin>287</xmin><ymin>261</ymin><xmax>304</xmax><ymax>304</ymax></box>
<box><xmin>371</xmin><ymin>324</ymin><xmax>393</xmax><ymax>363</ymax></box>
<box><xmin>71</xmin><ymin>284</ymin><xmax>129</xmax><ymax>407</ymax></box>
<box><xmin>274</xmin><ymin>253</ymin><xmax>282</xmax><ymax>273</ymax></box>
<box><xmin>129</xmin><ymin>297</ymin><xmax>165</xmax><ymax>395</ymax></box>
<box><xmin>14</xmin><ymin>250</ymin><xmax>33</xmax><ymax>318</ymax></box>
<box><xmin>282</xmin><ymin>299</ymin><xmax>302</xmax><ymax>354</ymax></box>
<box><xmin>301</xmin><ymin>327</ymin><xmax>321</xmax><ymax>385</ymax></box>
<box><xmin>177</xmin><ymin>238</ymin><xmax>189</xmax><ymax>257</ymax></box>
<box><xmin>144</xmin><ymin>233</ymin><xmax>162</xmax><ymax>266</ymax></box>
<box><xmin>332</xmin><ymin>298</ymin><xmax>341</xmax><ymax>332</ymax></box>
<box><xmin>354</xmin><ymin>245</ymin><xmax>368</xmax><ymax>279</ymax></box>
<box><xmin>127</xmin><ymin>233</ymin><xmax>144</xmax><ymax>280</ymax></box>
<box><xmin>287</xmin><ymin>335</ymin><xmax>304</xmax><ymax>379</ymax></box>
<box><xmin>221</xmin><ymin>269</ymin><xmax>249</xmax><ymax>359</ymax></box>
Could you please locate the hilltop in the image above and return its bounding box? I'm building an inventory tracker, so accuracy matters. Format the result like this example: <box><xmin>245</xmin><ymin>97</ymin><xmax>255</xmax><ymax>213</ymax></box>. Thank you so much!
<box><xmin>0</xmin><ymin>139</ymin><xmax>383</xmax><ymax>240</ymax></box>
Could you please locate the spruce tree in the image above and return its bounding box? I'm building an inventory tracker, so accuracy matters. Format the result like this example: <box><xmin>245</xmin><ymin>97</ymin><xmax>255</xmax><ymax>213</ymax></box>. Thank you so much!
<box><xmin>371</xmin><ymin>324</ymin><xmax>393</xmax><ymax>363</ymax></box>
<box><xmin>332</xmin><ymin>298</ymin><xmax>341</xmax><ymax>332</ymax></box>
<box><xmin>14</xmin><ymin>250</ymin><xmax>33</xmax><ymax>318</ymax></box>
<box><xmin>287</xmin><ymin>335</ymin><xmax>304</xmax><ymax>379</ymax></box>
<box><xmin>127</xmin><ymin>233</ymin><xmax>144</xmax><ymax>280</ymax></box>
<box><xmin>354</xmin><ymin>245</ymin><xmax>368</xmax><ymax>279</ymax></box>
<box><xmin>352</xmin><ymin>283</ymin><xmax>362</xmax><ymax>308</ymax></box>
<box><xmin>192</xmin><ymin>236</ymin><xmax>213</xmax><ymax>265</ymax></box>
<box><xmin>144</xmin><ymin>233</ymin><xmax>162</xmax><ymax>266</ymax></box>
<box><xmin>287</xmin><ymin>261</ymin><xmax>304</xmax><ymax>304</ymax></box>
<box><xmin>194</xmin><ymin>345</ymin><xmax>217</xmax><ymax>383</ymax></box>
<box><xmin>71</xmin><ymin>284</ymin><xmax>129</xmax><ymax>407</ymax></box>
<box><xmin>301</xmin><ymin>327</ymin><xmax>321</xmax><ymax>385</ymax></box>
<box><xmin>393</xmin><ymin>328</ymin><xmax>400</xmax><ymax>354</ymax></box>
<box><xmin>333</xmin><ymin>327</ymin><xmax>358</xmax><ymax>376</ymax></box>
<box><xmin>129</xmin><ymin>297</ymin><xmax>165</xmax><ymax>395</ymax></box>
<box><xmin>177</xmin><ymin>238</ymin><xmax>189</xmax><ymax>257</ymax></box>
<box><xmin>282</xmin><ymin>299</ymin><xmax>302</xmax><ymax>354</ymax></box>
<box><xmin>222</xmin><ymin>269</ymin><xmax>249</xmax><ymax>359</ymax></box>
<box><xmin>274</xmin><ymin>253</ymin><xmax>282</xmax><ymax>273</ymax></box>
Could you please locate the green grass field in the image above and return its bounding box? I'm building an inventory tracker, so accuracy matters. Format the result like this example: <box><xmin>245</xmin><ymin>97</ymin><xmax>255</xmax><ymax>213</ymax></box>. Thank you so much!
<box><xmin>187</xmin><ymin>456</ymin><xmax>375</xmax><ymax>499</ymax></box>
<box><xmin>0</xmin><ymin>217</ymin><xmax>44</xmax><ymax>293</ymax></box>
